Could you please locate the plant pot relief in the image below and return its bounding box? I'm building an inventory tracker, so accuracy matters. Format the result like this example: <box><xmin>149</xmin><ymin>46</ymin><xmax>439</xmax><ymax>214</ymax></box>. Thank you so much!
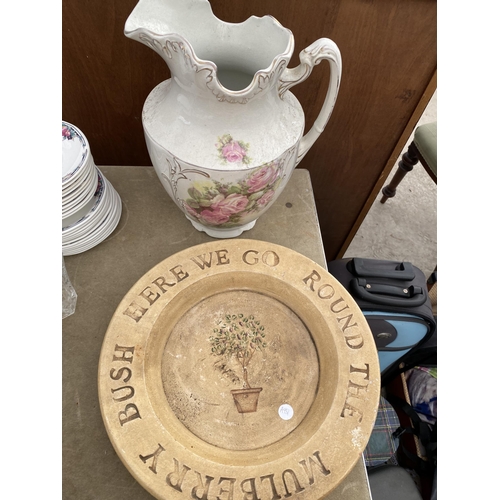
<box><xmin>230</xmin><ymin>387</ymin><xmax>263</xmax><ymax>414</ymax></box>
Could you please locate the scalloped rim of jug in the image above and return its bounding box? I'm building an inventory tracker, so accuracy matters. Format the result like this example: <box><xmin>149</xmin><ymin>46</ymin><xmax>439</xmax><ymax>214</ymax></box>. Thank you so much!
<box><xmin>125</xmin><ymin>4</ymin><xmax>295</xmax><ymax>98</ymax></box>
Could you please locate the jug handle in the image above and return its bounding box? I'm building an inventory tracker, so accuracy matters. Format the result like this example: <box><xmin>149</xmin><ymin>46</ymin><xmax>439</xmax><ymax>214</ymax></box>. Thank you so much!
<box><xmin>279</xmin><ymin>38</ymin><xmax>342</xmax><ymax>164</ymax></box>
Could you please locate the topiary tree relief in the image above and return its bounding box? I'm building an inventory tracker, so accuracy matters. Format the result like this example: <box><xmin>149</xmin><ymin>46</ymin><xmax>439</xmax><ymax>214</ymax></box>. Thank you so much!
<box><xmin>210</xmin><ymin>313</ymin><xmax>267</xmax><ymax>389</ymax></box>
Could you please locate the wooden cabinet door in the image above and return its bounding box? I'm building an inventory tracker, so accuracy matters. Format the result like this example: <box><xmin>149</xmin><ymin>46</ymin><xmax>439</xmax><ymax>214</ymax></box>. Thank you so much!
<box><xmin>62</xmin><ymin>0</ymin><xmax>437</xmax><ymax>260</ymax></box>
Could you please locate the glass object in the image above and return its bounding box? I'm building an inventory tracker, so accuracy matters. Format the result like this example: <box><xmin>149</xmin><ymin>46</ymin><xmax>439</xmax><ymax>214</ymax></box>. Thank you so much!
<box><xmin>62</xmin><ymin>255</ymin><xmax>77</xmax><ymax>319</ymax></box>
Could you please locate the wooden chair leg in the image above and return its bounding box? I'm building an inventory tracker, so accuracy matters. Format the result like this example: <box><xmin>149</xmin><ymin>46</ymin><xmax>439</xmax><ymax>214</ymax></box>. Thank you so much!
<box><xmin>381</xmin><ymin>142</ymin><xmax>419</xmax><ymax>203</ymax></box>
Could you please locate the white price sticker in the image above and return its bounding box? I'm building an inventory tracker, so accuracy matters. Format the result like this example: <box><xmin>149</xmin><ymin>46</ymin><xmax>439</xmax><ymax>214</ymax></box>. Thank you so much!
<box><xmin>278</xmin><ymin>404</ymin><xmax>294</xmax><ymax>421</ymax></box>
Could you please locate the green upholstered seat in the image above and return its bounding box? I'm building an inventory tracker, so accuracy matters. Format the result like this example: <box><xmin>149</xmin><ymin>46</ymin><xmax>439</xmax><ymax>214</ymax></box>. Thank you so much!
<box><xmin>414</xmin><ymin>122</ymin><xmax>437</xmax><ymax>176</ymax></box>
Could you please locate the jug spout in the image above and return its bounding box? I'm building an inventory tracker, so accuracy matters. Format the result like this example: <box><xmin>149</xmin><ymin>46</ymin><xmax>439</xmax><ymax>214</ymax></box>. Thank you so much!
<box><xmin>125</xmin><ymin>0</ymin><xmax>210</xmax><ymax>41</ymax></box>
<box><xmin>125</xmin><ymin>0</ymin><xmax>294</xmax><ymax>101</ymax></box>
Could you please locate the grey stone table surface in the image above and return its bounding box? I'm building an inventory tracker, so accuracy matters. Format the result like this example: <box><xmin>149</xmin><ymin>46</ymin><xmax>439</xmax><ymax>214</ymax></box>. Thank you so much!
<box><xmin>62</xmin><ymin>166</ymin><xmax>371</xmax><ymax>500</ymax></box>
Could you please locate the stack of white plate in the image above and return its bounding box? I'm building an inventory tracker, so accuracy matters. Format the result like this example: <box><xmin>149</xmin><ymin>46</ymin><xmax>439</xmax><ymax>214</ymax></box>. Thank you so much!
<box><xmin>62</xmin><ymin>121</ymin><xmax>122</xmax><ymax>256</ymax></box>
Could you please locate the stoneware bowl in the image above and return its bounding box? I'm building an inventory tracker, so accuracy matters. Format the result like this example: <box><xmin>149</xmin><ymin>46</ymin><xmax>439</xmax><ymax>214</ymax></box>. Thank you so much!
<box><xmin>98</xmin><ymin>239</ymin><xmax>380</xmax><ymax>500</ymax></box>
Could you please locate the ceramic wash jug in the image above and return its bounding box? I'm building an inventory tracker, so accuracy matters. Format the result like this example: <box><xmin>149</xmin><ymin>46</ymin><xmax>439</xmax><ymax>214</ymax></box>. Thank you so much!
<box><xmin>125</xmin><ymin>0</ymin><xmax>341</xmax><ymax>238</ymax></box>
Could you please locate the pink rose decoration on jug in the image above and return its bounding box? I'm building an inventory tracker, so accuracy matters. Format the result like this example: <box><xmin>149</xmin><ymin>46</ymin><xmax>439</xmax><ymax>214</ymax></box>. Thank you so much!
<box><xmin>257</xmin><ymin>190</ymin><xmax>275</xmax><ymax>207</ymax></box>
<box><xmin>183</xmin><ymin>161</ymin><xmax>283</xmax><ymax>228</ymax></box>
<box><xmin>246</xmin><ymin>164</ymin><xmax>280</xmax><ymax>193</ymax></box>
<box><xmin>199</xmin><ymin>208</ymin><xmax>230</xmax><ymax>225</ymax></box>
<box><xmin>212</xmin><ymin>193</ymin><xmax>250</xmax><ymax>215</ymax></box>
<box><xmin>216</xmin><ymin>134</ymin><xmax>252</xmax><ymax>165</ymax></box>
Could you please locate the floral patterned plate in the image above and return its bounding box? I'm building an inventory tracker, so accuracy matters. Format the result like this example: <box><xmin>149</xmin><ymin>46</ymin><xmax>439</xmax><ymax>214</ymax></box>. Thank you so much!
<box><xmin>62</xmin><ymin>121</ymin><xmax>92</xmax><ymax>186</ymax></box>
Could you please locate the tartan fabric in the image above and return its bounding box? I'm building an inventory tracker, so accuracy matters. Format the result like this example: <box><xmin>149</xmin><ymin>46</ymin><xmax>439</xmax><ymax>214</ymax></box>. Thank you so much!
<box><xmin>363</xmin><ymin>397</ymin><xmax>400</xmax><ymax>467</ymax></box>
